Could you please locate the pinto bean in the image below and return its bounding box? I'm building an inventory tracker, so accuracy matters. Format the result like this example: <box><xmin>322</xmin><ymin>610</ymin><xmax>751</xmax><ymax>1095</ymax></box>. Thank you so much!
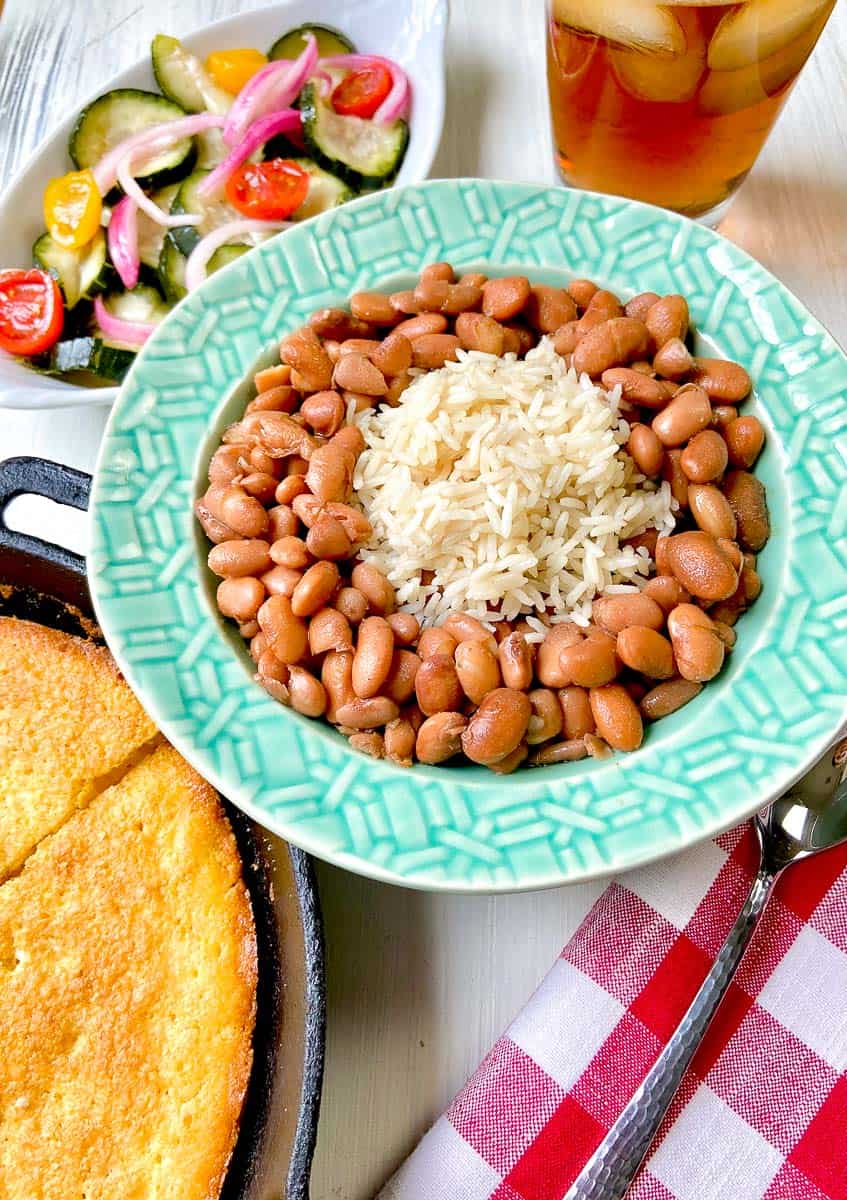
<box><xmin>254</xmin><ymin>363</ymin><xmax>292</xmax><ymax>392</ymax></box>
<box><xmin>261</xmin><ymin>565</ymin><xmax>301</xmax><ymax>597</ymax></box>
<box><xmin>529</xmin><ymin>738</ymin><xmax>589</xmax><ymax>765</ymax></box>
<box><xmin>667</xmin><ymin>604</ymin><xmax>726</xmax><ymax>682</ymax></box>
<box><xmin>300</xmin><ymin>390</ymin><xmax>346</xmax><ymax>436</ymax></box>
<box><xmin>537</xmin><ymin>623</ymin><xmax>584</xmax><ymax>687</ymax></box>
<box><xmin>387</xmin><ymin>613</ymin><xmax>420</xmax><ymax>646</ymax></box>
<box><xmin>412</xmin><ymin>334</ymin><xmax>462</xmax><ymax>369</ymax></box>
<box><xmin>639</xmin><ymin>677</ymin><xmax>703</xmax><ymax>720</ymax></box>
<box><xmin>394</xmin><ymin>312</ymin><xmax>449</xmax><ymax>340</ymax></box>
<box><xmin>305</xmin><ymin>442</ymin><xmax>355</xmax><ymax>503</ymax></box>
<box><xmin>585</xmin><ymin>289</ymin><xmax>623</xmax><ymax>320</ymax></box>
<box><xmin>286</xmin><ymin>666</ymin><xmax>327</xmax><ymax>717</ymax></box>
<box><xmin>258</xmin><ymin>594</ymin><xmax>308</xmax><ymax>664</ymax></box>
<box><xmin>279</xmin><ymin>327</ymin><xmax>333</xmax><ymax>392</ymax></box>
<box><xmin>274</xmin><ymin>474</ymin><xmax>309</xmax><ymax>505</ymax></box>
<box><xmin>653</xmin><ymin>337</ymin><xmax>695</xmax><ymax>380</ymax></box>
<box><xmin>680</xmin><ymin>430</ymin><xmax>728</xmax><ymax>482</ymax></box>
<box><xmin>455</xmin><ymin>312</ymin><xmax>506</xmax><ymax>355</ymax></box>
<box><xmin>643</xmin><ymin>575</ymin><xmax>691</xmax><ymax>614</ymax></box>
<box><xmin>253</xmin><ymin>411</ymin><xmax>317</xmax><ymax>460</ymax></box>
<box><xmin>498</xmin><ymin>632</ymin><xmax>534</xmax><ymax>690</ymax></box>
<box><xmin>558</xmin><ymin>634</ymin><xmax>619</xmax><ymax>688</ymax></box>
<box><xmin>418</xmin><ymin>627</ymin><xmax>458</xmax><ymax>660</ymax></box>
<box><xmin>348</xmin><ymin>731</ymin><xmax>384</xmax><ymax>757</ymax></box>
<box><xmin>208</xmin><ymin>539</ymin><xmax>272</xmax><ymax>578</ymax></box>
<box><xmin>651</xmin><ymin>385</ymin><xmax>712</xmax><ymax>447</ymax></box>
<box><xmin>592</xmin><ymin>593</ymin><xmax>665</xmax><ymax>634</ymax></box>
<box><xmin>553</xmin><ymin>321</ymin><xmax>579</xmax><ymax>355</ymax></box>
<box><xmin>690</xmin><ymin>357</ymin><xmax>751</xmax><ymax>402</ymax></box>
<box><xmin>308</xmin><ymin>307</ymin><xmax>375</xmax><ymax>340</ymax></box>
<box><xmin>351</xmin><ymin>616</ymin><xmax>396</xmax><ymax>699</ymax></box>
<box><xmin>208</xmin><ymin>444</ymin><xmax>247</xmax><ymax>485</ymax></box>
<box><xmin>333</xmin><ymin>353</ymin><xmax>387</xmax><ymax>397</ymax></box>
<box><xmin>335</xmin><ymin>587</ymin><xmax>369</xmax><ymax>626</ymax></box>
<box><xmin>589</xmin><ymin>684</ymin><xmax>643</xmax><ymax>751</ymax></box>
<box><xmin>661</xmin><ymin>448</ymin><xmax>689</xmax><ymax>508</ymax></box>
<box><xmin>712</xmin><ymin>404</ymin><xmax>738</xmax><ymax>430</ymax></box>
<box><xmin>665</xmin><ymin>531</ymin><xmax>739</xmax><ymax>601</ymax></box>
<box><xmin>461</xmin><ymin>688</ymin><xmax>532</xmax><ymax>765</ymax></box>
<box><xmin>384</xmin><ymin>718</ymin><xmax>416</xmax><ymax>766</ymax></box>
<box><xmin>602</xmin><ymin>369</ymin><xmax>671</xmax><ymax>410</ymax></box>
<box><xmin>526</xmin><ymin>688</ymin><xmax>563</xmax><ymax>744</ymax></box>
<box><xmin>625</xmin><ymin>291</ymin><xmax>660</xmax><ymax>322</ymax></box>
<box><xmin>616</xmin><ymin>626</ymin><xmax>675</xmax><ymax>679</ymax></box>
<box><xmin>210</xmin><ymin>484</ymin><xmax>269</xmax><ymax>538</ymax></box>
<box><xmin>382</xmin><ymin>649</ymin><xmax>422</xmax><ymax>705</ymax></box>
<box><xmin>688</xmin><ymin>484</ymin><xmax>737</xmax><ymax>540</ymax></box>
<box><xmin>308</xmin><ymin>608</ymin><xmax>353</xmax><ymax>655</ymax></box>
<box><xmin>239</xmin><ymin>471</ymin><xmax>278</xmax><ymax>504</ymax></box>
<box><xmin>320</xmin><ymin>650</ymin><xmax>355</xmax><ymax>723</ymax></box>
<box><xmin>415</xmin><ymin>653</ymin><xmax>464</xmax><ymax>715</ymax></box>
<box><xmin>481</xmin><ymin>276</ymin><xmax>531</xmax><ymax>321</ymax></box>
<box><xmin>371</xmin><ymin>331</ymin><xmax>413</xmax><ymax>376</ymax></box>
<box><xmin>488</xmin><ymin>742</ymin><xmax>530</xmax><ymax>774</ymax></box>
<box><xmin>525</xmin><ymin>285</ymin><xmax>577</xmax><ymax>332</ymax></box>
<box><xmin>305</xmin><ymin>516</ymin><xmax>352</xmax><ymax>561</ymax></box>
<box><xmin>269</xmin><ymin>535</ymin><xmax>312</xmax><ymax>570</ymax></box>
<box><xmin>335</xmin><ymin>696</ymin><xmax>399</xmax><ymax>729</ymax></box>
<box><xmin>217</xmin><ymin>576</ymin><xmax>265</xmax><ymax>623</ymax></box>
<box><xmin>455</xmin><ymin>639</ymin><xmax>501</xmax><ymax>705</ymax></box>
<box><xmin>628</xmin><ymin>424</ymin><xmax>665</xmax><ymax>477</ymax></box>
<box><xmin>567</xmin><ymin>279</ymin><xmax>598</xmax><ymax>308</ymax></box>
<box><xmin>572</xmin><ymin>317</ymin><xmax>651</xmax><ymax>377</ymax></box>
<box><xmin>291</xmin><ymin>561</ymin><xmax>340</xmax><ymax>618</ymax></box>
<box><xmin>645</xmin><ymin>294</ymin><xmax>689</xmax><ymax>347</ymax></box>
<box><xmin>559</xmin><ymin>685</ymin><xmax>595</xmax><ymax>740</ymax></box>
<box><xmin>723</xmin><ymin>470</ymin><xmax>770</xmax><ymax>551</ymax></box>
<box><xmin>416</xmin><ymin>711</ymin><xmax>468</xmax><ymax>763</ymax></box>
<box><xmin>443</xmin><ymin>612</ymin><xmax>494</xmax><ymax>645</ymax></box>
<box><xmin>350</xmin><ymin>291</ymin><xmax>403</xmax><ymax>325</ymax></box>
<box><xmin>246</xmin><ymin>385</ymin><xmax>299</xmax><ymax>415</ymax></box>
<box><xmin>724</xmin><ymin>416</ymin><xmax>765</xmax><ymax>468</ymax></box>
<box><xmin>351</xmin><ymin>562</ymin><xmax>395</xmax><ymax>615</ymax></box>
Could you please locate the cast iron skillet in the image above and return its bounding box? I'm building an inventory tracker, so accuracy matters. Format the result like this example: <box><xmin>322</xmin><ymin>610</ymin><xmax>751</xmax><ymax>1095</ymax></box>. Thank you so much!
<box><xmin>0</xmin><ymin>455</ymin><xmax>325</xmax><ymax>1200</ymax></box>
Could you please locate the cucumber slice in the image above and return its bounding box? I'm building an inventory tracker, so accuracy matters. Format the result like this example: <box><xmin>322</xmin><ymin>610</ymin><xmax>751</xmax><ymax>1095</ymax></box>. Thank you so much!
<box><xmin>70</xmin><ymin>89</ymin><xmax>195</xmax><ymax>188</ymax></box>
<box><xmin>44</xmin><ymin>336</ymin><xmax>137</xmax><ymax>382</ymax></box>
<box><xmin>151</xmin><ymin>34</ymin><xmax>232</xmax><ymax>114</ymax></box>
<box><xmin>158</xmin><ymin>232</ymin><xmax>188</xmax><ymax>302</ymax></box>
<box><xmin>32</xmin><ymin>229</ymin><xmax>111</xmax><ymax>309</ymax></box>
<box><xmin>290</xmin><ymin>158</ymin><xmax>354</xmax><ymax>218</ymax></box>
<box><xmin>136</xmin><ymin>183</ymin><xmax>181</xmax><ymax>269</ymax></box>
<box><xmin>168</xmin><ymin>169</ymin><xmax>244</xmax><ymax>256</ymax></box>
<box><xmin>269</xmin><ymin>24</ymin><xmax>355</xmax><ymax>61</ymax></box>
<box><xmin>300</xmin><ymin>82</ymin><xmax>408</xmax><ymax>188</ymax></box>
<box><xmin>208</xmin><ymin>244</ymin><xmax>249</xmax><ymax>274</ymax></box>
<box><xmin>101</xmin><ymin>284</ymin><xmax>170</xmax><ymax>326</ymax></box>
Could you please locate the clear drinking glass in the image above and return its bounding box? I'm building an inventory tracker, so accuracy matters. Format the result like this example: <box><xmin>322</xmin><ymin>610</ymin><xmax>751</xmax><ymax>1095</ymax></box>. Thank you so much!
<box><xmin>546</xmin><ymin>0</ymin><xmax>837</xmax><ymax>220</ymax></box>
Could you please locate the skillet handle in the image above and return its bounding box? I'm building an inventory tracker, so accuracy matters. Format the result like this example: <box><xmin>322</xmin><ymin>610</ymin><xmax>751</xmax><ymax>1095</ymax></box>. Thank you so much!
<box><xmin>0</xmin><ymin>456</ymin><xmax>91</xmax><ymax>576</ymax></box>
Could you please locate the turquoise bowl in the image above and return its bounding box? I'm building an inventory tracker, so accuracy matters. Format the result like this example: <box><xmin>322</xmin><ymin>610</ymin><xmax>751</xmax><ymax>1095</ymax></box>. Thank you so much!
<box><xmin>89</xmin><ymin>180</ymin><xmax>847</xmax><ymax>892</ymax></box>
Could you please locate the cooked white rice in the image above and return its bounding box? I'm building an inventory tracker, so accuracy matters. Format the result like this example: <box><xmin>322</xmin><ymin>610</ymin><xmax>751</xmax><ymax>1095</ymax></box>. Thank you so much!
<box><xmin>352</xmin><ymin>338</ymin><xmax>676</xmax><ymax>630</ymax></box>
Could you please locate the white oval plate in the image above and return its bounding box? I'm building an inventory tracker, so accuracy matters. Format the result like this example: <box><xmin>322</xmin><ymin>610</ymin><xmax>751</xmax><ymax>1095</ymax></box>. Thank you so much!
<box><xmin>0</xmin><ymin>0</ymin><xmax>447</xmax><ymax>410</ymax></box>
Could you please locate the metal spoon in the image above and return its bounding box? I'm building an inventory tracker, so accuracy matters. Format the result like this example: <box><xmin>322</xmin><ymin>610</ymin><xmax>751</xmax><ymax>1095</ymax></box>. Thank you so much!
<box><xmin>565</xmin><ymin>729</ymin><xmax>847</xmax><ymax>1200</ymax></box>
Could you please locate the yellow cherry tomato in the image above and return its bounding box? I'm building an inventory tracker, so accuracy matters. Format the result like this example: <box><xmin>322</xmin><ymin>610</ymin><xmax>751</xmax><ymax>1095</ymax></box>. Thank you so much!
<box><xmin>43</xmin><ymin>169</ymin><xmax>102</xmax><ymax>250</ymax></box>
<box><xmin>206</xmin><ymin>48</ymin><xmax>268</xmax><ymax>95</ymax></box>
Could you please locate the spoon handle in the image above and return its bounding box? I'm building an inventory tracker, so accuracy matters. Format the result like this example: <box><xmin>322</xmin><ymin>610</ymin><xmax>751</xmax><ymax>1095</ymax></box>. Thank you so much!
<box><xmin>564</xmin><ymin>862</ymin><xmax>777</xmax><ymax>1200</ymax></box>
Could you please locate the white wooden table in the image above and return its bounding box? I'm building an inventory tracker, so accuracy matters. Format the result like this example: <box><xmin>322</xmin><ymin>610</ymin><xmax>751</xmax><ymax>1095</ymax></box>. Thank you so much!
<box><xmin>1</xmin><ymin>4</ymin><xmax>844</xmax><ymax>1196</ymax></box>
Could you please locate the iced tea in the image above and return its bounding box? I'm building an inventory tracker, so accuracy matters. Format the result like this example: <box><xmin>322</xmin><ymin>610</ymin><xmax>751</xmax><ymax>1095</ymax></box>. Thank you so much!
<box><xmin>546</xmin><ymin>0</ymin><xmax>835</xmax><ymax>218</ymax></box>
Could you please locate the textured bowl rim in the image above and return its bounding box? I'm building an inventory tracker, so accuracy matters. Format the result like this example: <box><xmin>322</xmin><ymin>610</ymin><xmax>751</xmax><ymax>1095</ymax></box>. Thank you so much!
<box><xmin>89</xmin><ymin>179</ymin><xmax>847</xmax><ymax>893</ymax></box>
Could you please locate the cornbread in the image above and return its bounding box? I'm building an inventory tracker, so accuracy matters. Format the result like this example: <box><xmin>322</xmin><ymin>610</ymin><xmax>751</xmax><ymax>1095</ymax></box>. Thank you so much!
<box><xmin>0</xmin><ymin>617</ymin><xmax>157</xmax><ymax>880</ymax></box>
<box><xmin>0</xmin><ymin>742</ymin><xmax>257</xmax><ymax>1200</ymax></box>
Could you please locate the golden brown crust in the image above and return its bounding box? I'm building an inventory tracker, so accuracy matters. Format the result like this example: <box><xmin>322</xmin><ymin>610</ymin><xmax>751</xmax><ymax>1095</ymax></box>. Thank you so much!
<box><xmin>0</xmin><ymin>616</ymin><xmax>158</xmax><ymax>880</ymax></box>
<box><xmin>0</xmin><ymin>743</ymin><xmax>257</xmax><ymax>1200</ymax></box>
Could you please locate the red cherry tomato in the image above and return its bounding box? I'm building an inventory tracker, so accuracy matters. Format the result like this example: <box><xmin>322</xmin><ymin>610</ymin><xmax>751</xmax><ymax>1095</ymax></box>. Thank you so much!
<box><xmin>331</xmin><ymin>64</ymin><xmax>392</xmax><ymax>119</ymax></box>
<box><xmin>225</xmin><ymin>160</ymin><xmax>310</xmax><ymax>221</ymax></box>
<box><xmin>0</xmin><ymin>269</ymin><xmax>63</xmax><ymax>357</ymax></box>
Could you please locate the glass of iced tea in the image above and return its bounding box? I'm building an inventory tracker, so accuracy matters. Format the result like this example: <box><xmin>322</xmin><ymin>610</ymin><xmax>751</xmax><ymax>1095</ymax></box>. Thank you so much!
<box><xmin>546</xmin><ymin>0</ymin><xmax>836</xmax><ymax>220</ymax></box>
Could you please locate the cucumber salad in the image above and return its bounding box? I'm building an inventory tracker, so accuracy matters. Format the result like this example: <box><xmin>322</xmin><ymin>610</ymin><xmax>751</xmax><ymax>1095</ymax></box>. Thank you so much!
<box><xmin>0</xmin><ymin>26</ymin><xmax>410</xmax><ymax>383</ymax></box>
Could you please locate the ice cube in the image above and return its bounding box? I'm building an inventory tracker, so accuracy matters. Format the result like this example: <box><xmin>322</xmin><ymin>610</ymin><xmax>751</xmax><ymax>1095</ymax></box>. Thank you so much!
<box><xmin>707</xmin><ymin>0</ymin><xmax>833</xmax><ymax>71</ymax></box>
<box><xmin>553</xmin><ymin>0</ymin><xmax>685</xmax><ymax>55</ymax></box>
<box><xmin>699</xmin><ymin>8</ymin><xmax>830</xmax><ymax>114</ymax></box>
<box><xmin>611</xmin><ymin>8</ymin><xmax>706</xmax><ymax>102</ymax></box>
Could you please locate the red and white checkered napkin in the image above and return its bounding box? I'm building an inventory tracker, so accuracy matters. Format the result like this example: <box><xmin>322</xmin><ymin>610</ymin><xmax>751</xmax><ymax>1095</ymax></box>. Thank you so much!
<box><xmin>381</xmin><ymin>825</ymin><xmax>847</xmax><ymax>1200</ymax></box>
